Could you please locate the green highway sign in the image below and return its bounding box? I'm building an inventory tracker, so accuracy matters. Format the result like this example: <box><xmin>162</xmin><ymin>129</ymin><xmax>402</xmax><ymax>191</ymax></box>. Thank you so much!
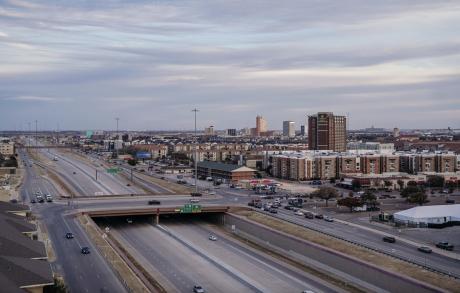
<box><xmin>106</xmin><ymin>168</ymin><xmax>121</xmax><ymax>174</ymax></box>
<box><xmin>180</xmin><ymin>204</ymin><xmax>201</xmax><ymax>213</ymax></box>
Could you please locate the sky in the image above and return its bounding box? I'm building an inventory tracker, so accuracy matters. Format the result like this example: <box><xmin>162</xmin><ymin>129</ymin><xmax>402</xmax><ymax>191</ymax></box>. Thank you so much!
<box><xmin>1</xmin><ymin>0</ymin><xmax>460</xmax><ymax>131</ymax></box>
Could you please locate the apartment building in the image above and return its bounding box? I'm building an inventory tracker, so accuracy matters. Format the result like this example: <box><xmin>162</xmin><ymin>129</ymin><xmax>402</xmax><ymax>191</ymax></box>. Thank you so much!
<box><xmin>0</xmin><ymin>142</ymin><xmax>14</xmax><ymax>156</ymax></box>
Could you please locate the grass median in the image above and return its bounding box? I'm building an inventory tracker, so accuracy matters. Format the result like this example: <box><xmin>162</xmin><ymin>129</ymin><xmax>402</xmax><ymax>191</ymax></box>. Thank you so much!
<box><xmin>233</xmin><ymin>210</ymin><xmax>460</xmax><ymax>293</ymax></box>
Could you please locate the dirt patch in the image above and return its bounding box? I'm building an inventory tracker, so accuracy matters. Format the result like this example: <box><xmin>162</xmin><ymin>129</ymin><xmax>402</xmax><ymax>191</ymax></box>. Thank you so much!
<box><xmin>233</xmin><ymin>210</ymin><xmax>460</xmax><ymax>293</ymax></box>
<box><xmin>133</xmin><ymin>172</ymin><xmax>193</xmax><ymax>195</ymax></box>
<box><xmin>78</xmin><ymin>214</ymin><xmax>152</xmax><ymax>293</ymax></box>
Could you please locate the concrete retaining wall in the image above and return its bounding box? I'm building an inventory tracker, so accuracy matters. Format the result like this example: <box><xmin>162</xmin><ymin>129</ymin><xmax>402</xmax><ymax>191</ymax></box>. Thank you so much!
<box><xmin>223</xmin><ymin>213</ymin><xmax>442</xmax><ymax>293</ymax></box>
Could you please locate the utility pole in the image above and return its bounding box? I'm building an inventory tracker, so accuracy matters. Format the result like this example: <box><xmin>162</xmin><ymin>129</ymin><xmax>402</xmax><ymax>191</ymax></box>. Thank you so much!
<box><xmin>35</xmin><ymin>120</ymin><xmax>38</xmax><ymax>155</ymax></box>
<box><xmin>192</xmin><ymin>108</ymin><xmax>199</xmax><ymax>194</ymax></box>
<box><xmin>28</xmin><ymin>122</ymin><xmax>31</xmax><ymax>148</ymax></box>
<box><xmin>115</xmin><ymin>117</ymin><xmax>120</xmax><ymax>158</ymax></box>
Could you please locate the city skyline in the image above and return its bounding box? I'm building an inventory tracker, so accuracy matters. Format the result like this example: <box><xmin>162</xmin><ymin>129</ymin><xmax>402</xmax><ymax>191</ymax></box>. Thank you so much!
<box><xmin>1</xmin><ymin>1</ymin><xmax>460</xmax><ymax>130</ymax></box>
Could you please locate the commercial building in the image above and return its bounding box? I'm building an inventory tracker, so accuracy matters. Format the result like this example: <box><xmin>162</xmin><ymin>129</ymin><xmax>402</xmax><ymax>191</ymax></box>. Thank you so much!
<box><xmin>308</xmin><ymin>112</ymin><xmax>347</xmax><ymax>152</ymax></box>
<box><xmin>300</xmin><ymin>125</ymin><xmax>305</xmax><ymax>136</ymax></box>
<box><xmin>0</xmin><ymin>141</ymin><xmax>14</xmax><ymax>156</ymax></box>
<box><xmin>196</xmin><ymin>161</ymin><xmax>255</xmax><ymax>182</ymax></box>
<box><xmin>282</xmin><ymin>121</ymin><xmax>295</xmax><ymax>138</ymax></box>
<box><xmin>204</xmin><ymin>126</ymin><xmax>215</xmax><ymax>136</ymax></box>
<box><xmin>394</xmin><ymin>205</ymin><xmax>460</xmax><ymax>228</ymax></box>
<box><xmin>256</xmin><ymin>115</ymin><xmax>267</xmax><ymax>136</ymax></box>
<box><xmin>226</xmin><ymin>129</ymin><xmax>237</xmax><ymax>136</ymax></box>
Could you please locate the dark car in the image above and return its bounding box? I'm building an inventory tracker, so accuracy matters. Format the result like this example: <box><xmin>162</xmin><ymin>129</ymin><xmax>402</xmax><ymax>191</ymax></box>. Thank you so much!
<box><xmin>65</xmin><ymin>232</ymin><xmax>74</xmax><ymax>239</ymax></box>
<box><xmin>314</xmin><ymin>214</ymin><xmax>324</xmax><ymax>219</ymax></box>
<box><xmin>193</xmin><ymin>285</ymin><xmax>205</xmax><ymax>293</ymax></box>
<box><xmin>436</xmin><ymin>242</ymin><xmax>454</xmax><ymax>251</ymax></box>
<box><xmin>418</xmin><ymin>246</ymin><xmax>432</xmax><ymax>253</ymax></box>
<box><xmin>148</xmin><ymin>200</ymin><xmax>161</xmax><ymax>205</ymax></box>
<box><xmin>191</xmin><ymin>192</ymin><xmax>202</xmax><ymax>197</ymax></box>
<box><xmin>305</xmin><ymin>212</ymin><xmax>314</xmax><ymax>219</ymax></box>
<box><xmin>284</xmin><ymin>205</ymin><xmax>294</xmax><ymax>210</ymax></box>
<box><xmin>269</xmin><ymin>208</ymin><xmax>278</xmax><ymax>214</ymax></box>
<box><xmin>30</xmin><ymin>199</ymin><xmax>36</xmax><ymax>204</ymax></box>
<box><xmin>73</xmin><ymin>171</ymin><xmax>76</xmax><ymax>174</ymax></box>
<box><xmin>81</xmin><ymin>247</ymin><xmax>90</xmax><ymax>254</ymax></box>
<box><xmin>445</xmin><ymin>199</ymin><xmax>455</xmax><ymax>204</ymax></box>
<box><xmin>383</xmin><ymin>236</ymin><xmax>396</xmax><ymax>243</ymax></box>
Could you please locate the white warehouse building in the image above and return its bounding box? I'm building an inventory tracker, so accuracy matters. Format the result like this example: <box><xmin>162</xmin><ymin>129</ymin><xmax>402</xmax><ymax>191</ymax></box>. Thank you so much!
<box><xmin>394</xmin><ymin>204</ymin><xmax>460</xmax><ymax>227</ymax></box>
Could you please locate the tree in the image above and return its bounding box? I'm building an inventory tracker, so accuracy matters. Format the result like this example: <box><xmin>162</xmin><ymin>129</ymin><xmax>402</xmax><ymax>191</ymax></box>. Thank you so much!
<box><xmin>384</xmin><ymin>180</ymin><xmax>392</xmax><ymax>188</ymax></box>
<box><xmin>338</xmin><ymin>197</ymin><xmax>362</xmax><ymax>212</ymax></box>
<box><xmin>361</xmin><ymin>190</ymin><xmax>378</xmax><ymax>208</ymax></box>
<box><xmin>426</xmin><ymin>175</ymin><xmax>444</xmax><ymax>188</ymax></box>
<box><xmin>330</xmin><ymin>178</ymin><xmax>336</xmax><ymax>184</ymax></box>
<box><xmin>407</xmin><ymin>191</ymin><xmax>428</xmax><ymax>205</ymax></box>
<box><xmin>312</xmin><ymin>186</ymin><xmax>339</xmax><ymax>207</ymax></box>
<box><xmin>397</xmin><ymin>179</ymin><xmax>404</xmax><ymax>190</ymax></box>
<box><xmin>351</xmin><ymin>179</ymin><xmax>361</xmax><ymax>191</ymax></box>
<box><xmin>127</xmin><ymin>159</ymin><xmax>137</xmax><ymax>166</ymax></box>
<box><xmin>407</xmin><ymin>180</ymin><xmax>418</xmax><ymax>187</ymax></box>
<box><xmin>400</xmin><ymin>185</ymin><xmax>420</xmax><ymax>198</ymax></box>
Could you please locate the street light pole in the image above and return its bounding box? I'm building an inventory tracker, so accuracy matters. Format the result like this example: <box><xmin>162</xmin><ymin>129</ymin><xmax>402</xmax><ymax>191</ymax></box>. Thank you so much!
<box><xmin>192</xmin><ymin>108</ymin><xmax>199</xmax><ymax>194</ymax></box>
<box><xmin>115</xmin><ymin>117</ymin><xmax>120</xmax><ymax>158</ymax></box>
<box><xmin>35</xmin><ymin>120</ymin><xmax>38</xmax><ymax>155</ymax></box>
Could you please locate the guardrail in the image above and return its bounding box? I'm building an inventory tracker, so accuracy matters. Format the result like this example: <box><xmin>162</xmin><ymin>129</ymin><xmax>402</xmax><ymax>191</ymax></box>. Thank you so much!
<box><xmin>256</xmin><ymin>208</ymin><xmax>460</xmax><ymax>280</ymax></box>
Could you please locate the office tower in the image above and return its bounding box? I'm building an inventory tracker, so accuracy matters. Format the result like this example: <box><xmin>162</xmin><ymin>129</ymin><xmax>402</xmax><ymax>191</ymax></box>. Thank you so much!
<box><xmin>282</xmin><ymin>121</ymin><xmax>295</xmax><ymax>137</ymax></box>
<box><xmin>226</xmin><ymin>128</ymin><xmax>237</xmax><ymax>136</ymax></box>
<box><xmin>204</xmin><ymin>126</ymin><xmax>214</xmax><ymax>136</ymax></box>
<box><xmin>256</xmin><ymin>115</ymin><xmax>267</xmax><ymax>136</ymax></box>
<box><xmin>308</xmin><ymin>112</ymin><xmax>347</xmax><ymax>152</ymax></box>
<box><xmin>300</xmin><ymin>125</ymin><xmax>305</xmax><ymax>136</ymax></box>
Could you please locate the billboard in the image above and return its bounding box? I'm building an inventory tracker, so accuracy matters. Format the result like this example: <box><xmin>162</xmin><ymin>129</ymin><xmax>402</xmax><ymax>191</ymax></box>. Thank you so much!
<box><xmin>136</xmin><ymin>151</ymin><xmax>151</xmax><ymax>159</ymax></box>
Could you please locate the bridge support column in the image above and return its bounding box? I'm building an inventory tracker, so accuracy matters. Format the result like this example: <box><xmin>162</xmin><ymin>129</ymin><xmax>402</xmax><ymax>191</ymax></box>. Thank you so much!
<box><xmin>154</xmin><ymin>214</ymin><xmax>159</xmax><ymax>225</ymax></box>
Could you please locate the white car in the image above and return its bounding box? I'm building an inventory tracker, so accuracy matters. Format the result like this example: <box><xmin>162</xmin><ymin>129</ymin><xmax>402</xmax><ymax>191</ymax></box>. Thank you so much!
<box><xmin>208</xmin><ymin>191</ymin><xmax>216</xmax><ymax>195</ymax></box>
<box><xmin>294</xmin><ymin>211</ymin><xmax>304</xmax><ymax>216</ymax></box>
<box><xmin>208</xmin><ymin>235</ymin><xmax>217</xmax><ymax>241</ymax></box>
<box><xmin>190</xmin><ymin>199</ymin><xmax>200</xmax><ymax>203</ymax></box>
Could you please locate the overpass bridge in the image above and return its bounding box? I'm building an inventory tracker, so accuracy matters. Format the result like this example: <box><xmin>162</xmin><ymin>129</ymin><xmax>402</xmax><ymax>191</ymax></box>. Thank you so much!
<box><xmin>84</xmin><ymin>204</ymin><xmax>231</xmax><ymax>224</ymax></box>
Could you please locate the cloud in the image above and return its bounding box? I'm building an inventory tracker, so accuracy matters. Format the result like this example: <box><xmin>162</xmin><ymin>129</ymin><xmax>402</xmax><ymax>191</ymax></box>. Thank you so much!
<box><xmin>2</xmin><ymin>95</ymin><xmax>68</xmax><ymax>102</ymax></box>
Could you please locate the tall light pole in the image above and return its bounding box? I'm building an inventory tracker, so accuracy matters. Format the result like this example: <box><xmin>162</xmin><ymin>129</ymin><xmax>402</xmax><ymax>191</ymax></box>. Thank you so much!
<box><xmin>28</xmin><ymin>122</ymin><xmax>31</xmax><ymax>148</ymax></box>
<box><xmin>192</xmin><ymin>108</ymin><xmax>199</xmax><ymax>194</ymax></box>
<box><xmin>35</xmin><ymin>120</ymin><xmax>38</xmax><ymax>155</ymax></box>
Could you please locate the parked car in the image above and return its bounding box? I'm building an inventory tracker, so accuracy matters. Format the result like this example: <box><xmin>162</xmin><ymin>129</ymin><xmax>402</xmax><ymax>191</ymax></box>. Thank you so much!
<box><xmin>193</xmin><ymin>285</ymin><xmax>205</xmax><ymax>293</ymax></box>
<box><xmin>284</xmin><ymin>205</ymin><xmax>294</xmax><ymax>210</ymax></box>
<box><xmin>269</xmin><ymin>208</ymin><xmax>278</xmax><ymax>214</ymax></box>
<box><xmin>304</xmin><ymin>212</ymin><xmax>314</xmax><ymax>219</ymax></box>
<box><xmin>65</xmin><ymin>232</ymin><xmax>74</xmax><ymax>239</ymax></box>
<box><xmin>30</xmin><ymin>199</ymin><xmax>36</xmax><ymax>204</ymax></box>
<box><xmin>418</xmin><ymin>246</ymin><xmax>432</xmax><ymax>253</ymax></box>
<box><xmin>436</xmin><ymin>242</ymin><xmax>454</xmax><ymax>251</ymax></box>
<box><xmin>383</xmin><ymin>236</ymin><xmax>396</xmax><ymax>243</ymax></box>
<box><xmin>294</xmin><ymin>210</ymin><xmax>304</xmax><ymax>216</ymax></box>
<box><xmin>81</xmin><ymin>247</ymin><xmax>90</xmax><ymax>254</ymax></box>
<box><xmin>324</xmin><ymin>216</ymin><xmax>334</xmax><ymax>222</ymax></box>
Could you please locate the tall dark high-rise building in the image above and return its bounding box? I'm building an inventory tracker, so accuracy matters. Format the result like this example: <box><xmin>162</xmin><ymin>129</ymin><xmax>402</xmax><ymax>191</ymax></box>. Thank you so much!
<box><xmin>300</xmin><ymin>125</ymin><xmax>305</xmax><ymax>136</ymax></box>
<box><xmin>308</xmin><ymin>112</ymin><xmax>347</xmax><ymax>152</ymax></box>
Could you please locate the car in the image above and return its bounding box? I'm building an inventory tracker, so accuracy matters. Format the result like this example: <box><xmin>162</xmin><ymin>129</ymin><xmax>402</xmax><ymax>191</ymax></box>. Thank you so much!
<box><xmin>445</xmin><ymin>199</ymin><xmax>455</xmax><ymax>204</ymax></box>
<box><xmin>73</xmin><ymin>171</ymin><xmax>76</xmax><ymax>174</ymax></box>
<box><xmin>45</xmin><ymin>194</ymin><xmax>53</xmax><ymax>202</ymax></box>
<box><xmin>284</xmin><ymin>205</ymin><xmax>294</xmax><ymax>210</ymax></box>
<box><xmin>126</xmin><ymin>218</ymin><xmax>133</xmax><ymax>224</ymax></box>
<box><xmin>148</xmin><ymin>200</ymin><xmax>161</xmax><ymax>205</ymax></box>
<box><xmin>126</xmin><ymin>183</ymin><xmax>131</xmax><ymax>186</ymax></box>
<box><xmin>294</xmin><ymin>210</ymin><xmax>304</xmax><ymax>216</ymax></box>
<box><xmin>193</xmin><ymin>285</ymin><xmax>205</xmax><ymax>293</ymax></box>
<box><xmin>81</xmin><ymin>247</ymin><xmax>90</xmax><ymax>254</ymax></box>
<box><xmin>383</xmin><ymin>236</ymin><xmax>396</xmax><ymax>243</ymax></box>
<box><xmin>304</xmin><ymin>212</ymin><xmax>314</xmax><ymax>219</ymax></box>
<box><xmin>208</xmin><ymin>191</ymin><xmax>216</xmax><ymax>195</ymax></box>
<box><xmin>190</xmin><ymin>198</ymin><xmax>200</xmax><ymax>203</ymax></box>
<box><xmin>191</xmin><ymin>192</ymin><xmax>202</xmax><ymax>197</ymax></box>
<box><xmin>324</xmin><ymin>216</ymin><xmax>334</xmax><ymax>222</ymax></box>
<box><xmin>314</xmin><ymin>214</ymin><xmax>324</xmax><ymax>219</ymax></box>
<box><xmin>418</xmin><ymin>246</ymin><xmax>432</xmax><ymax>253</ymax></box>
<box><xmin>436</xmin><ymin>242</ymin><xmax>454</xmax><ymax>251</ymax></box>
<box><xmin>65</xmin><ymin>232</ymin><xmax>74</xmax><ymax>239</ymax></box>
<box><xmin>208</xmin><ymin>235</ymin><xmax>217</xmax><ymax>241</ymax></box>
<box><xmin>269</xmin><ymin>208</ymin><xmax>278</xmax><ymax>214</ymax></box>
<box><xmin>30</xmin><ymin>199</ymin><xmax>36</xmax><ymax>204</ymax></box>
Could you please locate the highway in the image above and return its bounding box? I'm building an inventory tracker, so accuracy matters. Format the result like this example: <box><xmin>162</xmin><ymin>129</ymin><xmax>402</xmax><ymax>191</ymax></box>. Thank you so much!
<box><xmin>111</xmin><ymin>219</ymin><xmax>338</xmax><ymax>293</ymax></box>
<box><xmin>261</xmin><ymin>206</ymin><xmax>460</xmax><ymax>278</ymax></box>
<box><xmin>18</xmin><ymin>149</ymin><xmax>127</xmax><ymax>293</ymax></box>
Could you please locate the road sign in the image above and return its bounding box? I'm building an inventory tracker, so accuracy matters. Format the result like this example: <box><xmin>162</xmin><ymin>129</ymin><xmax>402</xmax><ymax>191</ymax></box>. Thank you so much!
<box><xmin>106</xmin><ymin>168</ymin><xmax>120</xmax><ymax>174</ymax></box>
<box><xmin>180</xmin><ymin>204</ymin><xmax>201</xmax><ymax>213</ymax></box>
